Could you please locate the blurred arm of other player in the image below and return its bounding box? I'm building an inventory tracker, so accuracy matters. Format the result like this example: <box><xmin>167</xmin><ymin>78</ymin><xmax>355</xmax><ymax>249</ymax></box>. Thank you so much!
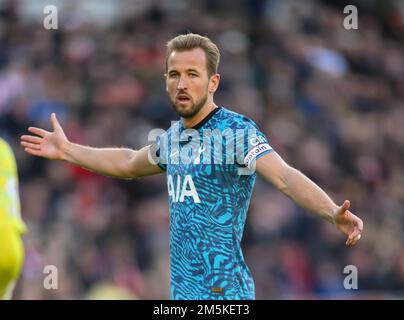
<box><xmin>256</xmin><ymin>151</ymin><xmax>363</xmax><ymax>247</ymax></box>
<box><xmin>20</xmin><ymin>113</ymin><xmax>163</xmax><ymax>179</ymax></box>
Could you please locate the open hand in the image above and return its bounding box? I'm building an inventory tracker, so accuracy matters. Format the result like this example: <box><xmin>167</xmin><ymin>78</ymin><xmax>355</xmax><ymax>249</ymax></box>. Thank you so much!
<box><xmin>334</xmin><ymin>200</ymin><xmax>363</xmax><ymax>246</ymax></box>
<box><xmin>20</xmin><ymin>113</ymin><xmax>68</xmax><ymax>161</ymax></box>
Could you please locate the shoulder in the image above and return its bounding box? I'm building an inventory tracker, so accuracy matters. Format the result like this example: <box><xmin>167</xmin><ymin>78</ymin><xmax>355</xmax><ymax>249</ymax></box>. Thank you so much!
<box><xmin>215</xmin><ymin>107</ymin><xmax>259</xmax><ymax>130</ymax></box>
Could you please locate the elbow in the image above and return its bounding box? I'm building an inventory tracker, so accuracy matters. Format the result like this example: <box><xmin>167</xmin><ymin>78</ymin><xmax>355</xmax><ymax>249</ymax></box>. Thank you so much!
<box><xmin>128</xmin><ymin>172</ymin><xmax>139</xmax><ymax>180</ymax></box>
<box><xmin>274</xmin><ymin>166</ymin><xmax>294</xmax><ymax>196</ymax></box>
<box><xmin>122</xmin><ymin>167</ymin><xmax>138</xmax><ymax>180</ymax></box>
<box><xmin>114</xmin><ymin>168</ymin><xmax>138</xmax><ymax>180</ymax></box>
<box><xmin>276</xmin><ymin>181</ymin><xmax>290</xmax><ymax>196</ymax></box>
<box><xmin>121</xmin><ymin>153</ymin><xmax>138</xmax><ymax>180</ymax></box>
<box><xmin>271</xmin><ymin>173</ymin><xmax>289</xmax><ymax>194</ymax></box>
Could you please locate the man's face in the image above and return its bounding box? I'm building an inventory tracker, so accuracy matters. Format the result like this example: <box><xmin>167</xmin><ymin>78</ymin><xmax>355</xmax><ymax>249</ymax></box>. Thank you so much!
<box><xmin>166</xmin><ymin>48</ymin><xmax>211</xmax><ymax>118</ymax></box>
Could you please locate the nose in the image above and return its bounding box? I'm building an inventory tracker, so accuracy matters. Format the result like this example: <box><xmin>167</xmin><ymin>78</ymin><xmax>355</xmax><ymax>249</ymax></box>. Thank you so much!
<box><xmin>177</xmin><ymin>76</ymin><xmax>188</xmax><ymax>90</ymax></box>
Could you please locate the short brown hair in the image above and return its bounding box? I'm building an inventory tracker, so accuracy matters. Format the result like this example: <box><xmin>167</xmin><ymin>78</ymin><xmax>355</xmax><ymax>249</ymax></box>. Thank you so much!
<box><xmin>166</xmin><ymin>33</ymin><xmax>220</xmax><ymax>77</ymax></box>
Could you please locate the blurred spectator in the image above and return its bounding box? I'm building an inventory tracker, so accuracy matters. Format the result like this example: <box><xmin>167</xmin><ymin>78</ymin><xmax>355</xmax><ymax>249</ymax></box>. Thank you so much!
<box><xmin>0</xmin><ymin>0</ymin><xmax>403</xmax><ymax>299</ymax></box>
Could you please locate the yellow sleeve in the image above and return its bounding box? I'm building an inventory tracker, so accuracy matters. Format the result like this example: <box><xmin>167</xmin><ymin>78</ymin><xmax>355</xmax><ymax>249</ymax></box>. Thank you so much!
<box><xmin>0</xmin><ymin>138</ymin><xmax>27</xmax><ymax>234</ymax></box>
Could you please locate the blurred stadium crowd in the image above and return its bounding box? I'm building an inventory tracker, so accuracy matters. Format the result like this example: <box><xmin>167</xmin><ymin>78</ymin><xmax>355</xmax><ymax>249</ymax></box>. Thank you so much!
<box><xmin>0</xmin><ymin>0</ymin><xmax>403</xmax><ymax>299</ymax></box>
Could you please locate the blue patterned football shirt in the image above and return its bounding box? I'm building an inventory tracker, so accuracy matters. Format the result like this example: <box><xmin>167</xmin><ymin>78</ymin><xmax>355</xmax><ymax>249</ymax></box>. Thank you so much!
<box><xmin>154</xmin><ymin>106</ymin><xmax>273</xmax><ymax>300</ymax></box>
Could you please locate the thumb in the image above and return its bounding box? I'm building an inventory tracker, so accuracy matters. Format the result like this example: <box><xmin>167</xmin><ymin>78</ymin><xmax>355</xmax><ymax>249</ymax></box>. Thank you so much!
<box><xmin>339</xmin><ymin>200</ymin><xmax>350</xmax><ymax>214</ymax></box>
<box><xmin>50</xmin><ymin>113</ymin><xmax>61</xmax><ymax>131</ymax></box>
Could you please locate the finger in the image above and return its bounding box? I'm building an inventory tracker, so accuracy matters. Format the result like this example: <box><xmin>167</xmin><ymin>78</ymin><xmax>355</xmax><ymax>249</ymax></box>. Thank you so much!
<box><xmin>352</xmin><ymin>233</ymin><xmax>362</xmax><ymax>245</ymax></box>
<box><xmin>21</xmin><ymin>141</ymin><xmax>41</xmax><ymax>150</ymax></box>
<box><xmin>51</xmin><ymin>113</ymin><xmax>61</xmax><ymax>131</ymax></box>
<box><xmin>356</xmin><ymin>216</ymin><xmax>364</xmax><ymax>233</ymax></box>
<box><xmin>346</xmin><ymin>231</ymin><xmax>354</xmax><ymax>246</ymax></box>
<box><xmin>28</xmin><ymin>127</ymin><xmax>49</xmax><ymax>137</ymax></box>
<box><xmin>349</xmin><ymin>216</ymin><xmax>364</xmax><ymax>245</ymax></box>
<box><xmin>347</xmin><ymin>233</ymin><xmax>361</xmax><ymax>246</ymax></box>
<box><xmin>20</xmin><ymin>135</ymin><xmax>42</xmax><ymax>144</ymax></box>
<box><xmin>346</xmin><ymin>230</ymin><xmax>356</xmax><ymax>246</ymax></box>
<box><xmin>346</xmin><ymin>236</ymin><xmax>355</xmax><ymax>246</ymax></box>
<box><xmin>24</xmin><ymin>147</ymin><xmax>42</xmax><ymax>157</ymax></box>
<box><xmin>350</xmin><ymin>228</ymin><xmax>363</xmax><ymax>246</ymax></box>
<box><xmin>346</xmin><ymin>228</ymin><xmax>362</xmax><ymax>246</ymax></box>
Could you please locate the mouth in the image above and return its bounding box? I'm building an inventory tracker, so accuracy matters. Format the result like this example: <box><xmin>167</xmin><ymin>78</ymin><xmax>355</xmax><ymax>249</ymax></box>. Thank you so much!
<box><xmin>176</xmin><ymin>94</ymin><xmax>191</xmax><ymax>103</ymax></box>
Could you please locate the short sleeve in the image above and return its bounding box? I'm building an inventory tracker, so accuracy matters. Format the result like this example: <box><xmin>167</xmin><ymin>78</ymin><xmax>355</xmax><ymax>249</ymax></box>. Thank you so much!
<box><xmin>236</xmin><ymin>119</ymin><xmax>273</xmax><ymax>170</ymax></box>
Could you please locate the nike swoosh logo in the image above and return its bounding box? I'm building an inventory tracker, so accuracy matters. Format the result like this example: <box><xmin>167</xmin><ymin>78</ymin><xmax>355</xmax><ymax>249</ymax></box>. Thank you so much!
<box><xmin>170</xmin><ymin>151</ymin><xmax>179</xmax><ymax>158</ymax></box>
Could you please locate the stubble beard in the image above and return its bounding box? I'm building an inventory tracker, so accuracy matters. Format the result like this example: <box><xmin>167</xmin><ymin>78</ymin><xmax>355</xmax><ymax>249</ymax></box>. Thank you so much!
<box><xmin>170</xmin><ymin>88</ymin><xmax>209</xmax><ymax>119</ymax></box>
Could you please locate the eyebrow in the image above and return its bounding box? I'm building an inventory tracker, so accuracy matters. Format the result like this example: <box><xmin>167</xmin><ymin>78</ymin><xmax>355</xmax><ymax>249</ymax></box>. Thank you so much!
<box><xmin>168</xmin><ymin>68</ymin><xmax>200</xmax><ymax>74</ymax></box>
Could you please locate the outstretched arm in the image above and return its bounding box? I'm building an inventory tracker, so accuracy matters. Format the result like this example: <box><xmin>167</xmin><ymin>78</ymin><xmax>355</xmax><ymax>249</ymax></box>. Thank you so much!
<box><xmin>256</xmin><ymin>152</ymin><xmax>363</xmax><ymax>246</ymax></box>
<box><xmin>20</xmin><ymin>113</ymin><xmax>163</xmax><ymax>179</ymax></box>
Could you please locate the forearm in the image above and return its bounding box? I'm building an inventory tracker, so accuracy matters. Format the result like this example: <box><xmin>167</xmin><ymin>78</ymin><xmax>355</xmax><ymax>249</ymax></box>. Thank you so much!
<box><xmin>280</xmin><ymin>167</ymin><xmax>338</xmax><ymax>223</ymax></box>
<box><xmin>61</xmin><ymin>142</ymin><xmax>136</xmax><ymax>179</ymax></box>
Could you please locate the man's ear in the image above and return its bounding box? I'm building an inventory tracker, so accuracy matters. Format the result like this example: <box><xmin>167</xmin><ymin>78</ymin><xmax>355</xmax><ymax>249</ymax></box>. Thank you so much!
<box><xmin>208</xmin><ymin>74</ymin><xmax>220</xmax><ymax>93</ymax></box>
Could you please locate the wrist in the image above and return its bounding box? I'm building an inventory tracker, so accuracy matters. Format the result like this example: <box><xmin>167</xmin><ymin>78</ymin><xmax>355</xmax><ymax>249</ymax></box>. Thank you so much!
<box><xmin>60</xmin><ymin>140</ymin><xmax>72</xmax><ymax>162</ymax></box>
<box><xmin>330</xmin><ymin>204</ymin><xmax>339</xmax><ymax>224</ymax></box>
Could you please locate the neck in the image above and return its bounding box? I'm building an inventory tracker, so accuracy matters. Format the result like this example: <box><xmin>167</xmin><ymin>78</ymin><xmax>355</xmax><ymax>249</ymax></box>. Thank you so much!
<box><xmin>182</xmin><ymin>101</ymin><xmax>218</xmax><ymax>128</ymax></box>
